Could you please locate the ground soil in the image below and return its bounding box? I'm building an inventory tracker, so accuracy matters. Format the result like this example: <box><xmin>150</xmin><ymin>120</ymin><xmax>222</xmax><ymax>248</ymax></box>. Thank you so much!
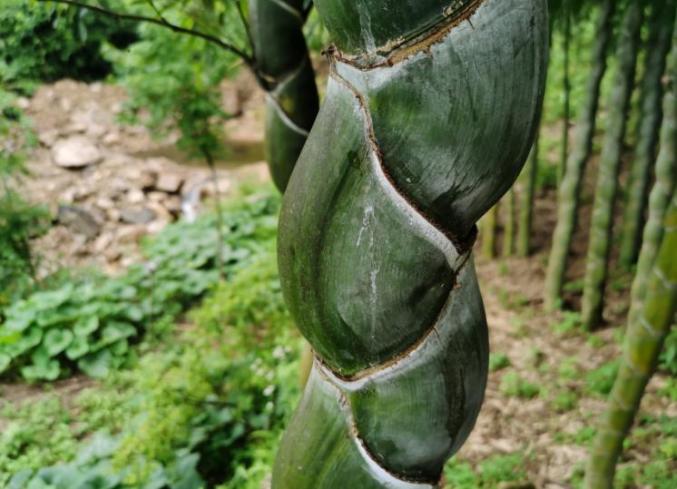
<box><xmin>2</xmin><ymin>77</ymin><xmax>674</xmax><ymax>488</ymax></box>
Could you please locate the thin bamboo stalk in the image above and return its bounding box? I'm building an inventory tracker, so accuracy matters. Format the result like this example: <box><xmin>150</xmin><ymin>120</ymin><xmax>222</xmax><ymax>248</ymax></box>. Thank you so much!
<box><xmin>581</xmin><ymin>2</ymin><xmax>643</xmax><ymax>329</ymax></box>
<box><xmin>544</xmin><ymin>0</ymin><xmax>615</xmax><ymax>311</ymax></box>
<box><xmin>619</xmin><ymin>0</ymin><xmax>676</xmax><ymax>268</ymax></box>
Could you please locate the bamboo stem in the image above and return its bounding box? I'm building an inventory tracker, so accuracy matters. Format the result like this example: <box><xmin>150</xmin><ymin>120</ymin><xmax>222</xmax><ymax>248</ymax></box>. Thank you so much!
<box><xmin>625</xmin><ymin>14</ymin><xmax>677</xmax><ymax>334</ymax></box>
<box><xmin>483</xmin><ymin>205</ymin><xmax>498</xmax><ymax>259</ymax></box>
<box><xmin>584</xmin><ymin>194</ymin><xmax>677</xmax><ymax>489</ymax></box>
<box><xmin>544</xmin><ymin>0</ymin><xmax>615</xmax><ymax>311</ymax></box>
<box><xmin>503</xmin><ymin>190</ymin><xmax>516</xmax><ymax>257</ymax></box>
<box><xmin>559</xmin><ymin>8</ymin><xmax>571</xmax><ymax>184</ymax></box>
<box><xmin>518</xmin><ymin>140</ymin><xmax>538</xmax><ymax>257</ymax></box>
<box><xmin>581</xmin><ymin>2</ymin><xmax>643</xmax><ymax>329</ymax></box>
<box><xmin>619</xmin><ymin>0</ymin><xmax>676</xmax><ymax>268</ymax></box>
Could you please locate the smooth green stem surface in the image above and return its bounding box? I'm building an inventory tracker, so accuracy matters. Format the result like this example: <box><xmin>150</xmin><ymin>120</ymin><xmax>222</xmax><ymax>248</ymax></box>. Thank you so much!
<box><xmin>544</xmin><ymin>0</ymin><xmax>615</xmax><ymax>311</ymax></box>
<box><xmin>581</xmin><ymin>2</ymin><xmax>643</xmax><ymax>329</ymax></box>
<box><xmin>518</xmin><ymin>139</ymin><xmax>539</xmax><ymax>257</ymax></box>
<box><xmin>248</xmin><ymin>0</ymin><xmax>319</xmax><ymax>191</ymax></box>
<box><xmin>625</xmin><ymin>14</ymin><xmax>677</xmax><ymax>334</ymax></box>
<box><xmin>502</xmin><ymin>190</ymin><xmax>515</xmax><ymax>257</ymax></box>
<box><xmin>482</xmin><ymin>205</ymin><xmax>498</xmax><ymax>259</ymax></box>
<box><xmin>584</xmin><ymin>194</ymin><xmax>677</xmax><ymax>489</ymax></box>
<box><xmin>619</xmin><ymin>0</ymin><xmax>676</xmax><ymax>268</ymax></box>
<box><xmin>559</xmin><ymin>10</ymin><xmax>571</xmax><ymax>184</ymax></box>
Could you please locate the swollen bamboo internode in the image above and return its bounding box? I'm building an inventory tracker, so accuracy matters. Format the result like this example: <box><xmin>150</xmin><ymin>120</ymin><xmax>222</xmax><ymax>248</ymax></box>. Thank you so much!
<box><xmin>273</xmin><ymin>1</ymin><xmax>548</xmax><ymax>486</ymax></box>
<box><xmin>248</xmin><ymin>0</ymin><xmax>319</xmax><ymax>191</ymax></box>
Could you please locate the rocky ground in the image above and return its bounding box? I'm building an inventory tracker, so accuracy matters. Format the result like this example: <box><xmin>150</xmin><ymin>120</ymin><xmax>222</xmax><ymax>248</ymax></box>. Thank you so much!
<box><xmin>18</xmin><ymin>73</ymin><xmax>268</xmax><ymax>276</ymax></box>
<box><xmin>7</xmin><ymin>77</ymin><xmax>675</xmax><ymax>488</ymax></box>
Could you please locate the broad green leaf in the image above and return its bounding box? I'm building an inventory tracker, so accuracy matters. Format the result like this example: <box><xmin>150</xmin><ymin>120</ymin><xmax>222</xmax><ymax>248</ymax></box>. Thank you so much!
<box><xmin>3</xmin><ymin>310</ymin><xmax>35</xmax><ymax>332</ymax></box>
<box><xmin>96</xmin><ymin>322</ymin><xmax>136</xmax><ymax>349</ymax></box>
<box><xmin>74</xmin><ymin>316</ymin><xmax>99</xmax><ymax>337</ymax></box>
<box><xmin>123</xmin><ymin>305</ymin><xmax>144</xmax><ymax>322</ymax></box>
<box><xmin>0</xmin><ymin>353</ymin><xmax>11</xmax><ymax>373</ymax></box>
<box><xmin>78</xmin><ymin>349</ymin><xmax>112</xmax><ymax>378</ymax></box>
<box><xmin>65</xmin><ymin>336</ymin><xmax>90</xmax><ymax>360</ymax></box>
<box><xmin>30</xmin><ymin>345</ymin><xmax>50</xmax><ymax>366</ymax></box>
<box><xmin>13</xmin><ymin>327</ymin><xmax>42</xmax><ymax>354</ymax></box>
<box><xmin>0</xmin><ymin>329</ymin><xmax>21</xmax><ymax>345</ymax></box>
<box><xmin>109</xmin><ymin>339</ymin><xmax>129</xmax><ymax>356</ymax></box>
<box><xmin>21</xmin><ymin>359</ymin><xmax>60</xmax><ymax>381</ymax></box>
<box><xmin>44</xmin><ymin>329</ymin><xmax>74</xmax><ymax>357</ymax></box>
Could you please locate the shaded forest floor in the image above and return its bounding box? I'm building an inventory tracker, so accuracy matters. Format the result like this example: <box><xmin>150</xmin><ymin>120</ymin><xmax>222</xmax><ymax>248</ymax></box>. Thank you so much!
<box><xmin>1</xmin><ymin>78</ymin><xmax>675</xmax><ymax>488</ymax></box>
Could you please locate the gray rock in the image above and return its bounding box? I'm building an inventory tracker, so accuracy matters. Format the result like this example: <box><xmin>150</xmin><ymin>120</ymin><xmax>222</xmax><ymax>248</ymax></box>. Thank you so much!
<box><xmin>120</xmin><ymin>206</ymin><xmax>156</xmax><ymax>225</ymax></box>
<box><xmin>57</xmin><ymin>205</ymin><xmax>101</xmax><ymax>239</ymax></box>
<box><xmin>52</xmin><ymin>136</ymin><xmax>103</xmax><ymax>168</ymax></box>
<box><xmin>154</xmin><ymin>173</ymin><xmax>184</xmax><ymax>194</ymax></box>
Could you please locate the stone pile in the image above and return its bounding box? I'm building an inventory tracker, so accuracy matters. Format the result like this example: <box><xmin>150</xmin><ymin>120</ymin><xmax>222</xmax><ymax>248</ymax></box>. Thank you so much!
<box><xmin>19</xmin><ymin>78</ymin><xmax>267</xmax><ymax>275</ymax></box>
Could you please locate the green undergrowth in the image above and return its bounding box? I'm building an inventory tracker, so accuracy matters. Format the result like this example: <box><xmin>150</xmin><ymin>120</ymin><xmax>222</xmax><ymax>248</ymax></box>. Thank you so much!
<box><xmin>1</xmin><ymin>0</ymin><xmax>137</xmax><ymax>93</ymax></box>
<box><xmin>566</xmin><ymin>414</ymin><xmax>677</xmax><ymax>489</ymax></box>
<box><xmin>0</xmin><ymin>187</ymin><xmax>279</xmax><ymax>381</ymax></box>
<box><xmin>3</xmin><ymin>244</ymin><xmax>303</xmax><ymax>488</ymax></box>
<box><xmin>0</xmin><ymin>89</ymin><xmax>48</xmax><ymax>311</ymax></box>
<box><xmin>443</xmin><ymin>452</ymin><xmax>530</xmax><ymax>488</ymax></box>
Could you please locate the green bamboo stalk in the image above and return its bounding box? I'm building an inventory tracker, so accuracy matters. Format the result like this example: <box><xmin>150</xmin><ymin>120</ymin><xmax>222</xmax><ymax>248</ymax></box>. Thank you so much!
<box><xmin>580</xmin><ymin>2</ymin><xmax>643</xmax><ymax>329</ymax></box>
<box><xmin>618</xmin><ymin>0</ymin><xmax>676</xmax><ymax>268</ymax></box>
<box><xmin>625</xmin><ymin>14</ymin><xmax>677</xmax><ymax>333</ymax></box>
<box><xmin>544</xmin><ymin>0</ymin><xmax>615</xmax><ymax>311</ymax></box>
<box><xmin>248</xmin><ymin>0</ymin><xmax>319</xmax><ymax>191</ymax></box>
<box><xmin>502</xmin><ymin>190</ymin><xmax>516</xmax><ymax>257</ymax></box>
<box><xmin>584</xmin><ymin>193</ymin><xmax>677</xmax><ymax>489</ymax></box>
<box><xmin>559</xmin><ymin>7</ymin><xmax>571</xmax><ymax>183</ymax></box>
<box><xmin>482</xmin><ymin>204</ymin><xmax>498</xmax><ymax>259</ymax></box>
<box><xmin>517</xmin><ymin>139</ymin><xmax>539</xmax><ymax>257</ymax></box>
<box><xmin>272</xmin><ymin>0</ymin><xmax>548</xmax><ymax>487</ymax></box>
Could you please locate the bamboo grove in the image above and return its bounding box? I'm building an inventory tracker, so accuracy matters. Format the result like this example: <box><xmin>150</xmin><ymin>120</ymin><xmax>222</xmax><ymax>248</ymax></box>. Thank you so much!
<box><xmin>34</xmin><ymin>0</ymin><xmax>676</xmax><ymax>487</ymax></box>
<box><xmin>484</xmin><ymin>1</ymin><xmax>676</xmax><ymax>484</ymax></box>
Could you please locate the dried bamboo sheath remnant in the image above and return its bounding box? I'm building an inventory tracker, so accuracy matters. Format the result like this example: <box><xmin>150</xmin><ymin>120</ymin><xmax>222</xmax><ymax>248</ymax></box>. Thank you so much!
<box><xmin>273</xmin><ymin>1</ymin><xmax>548</xmax><ymax>487</ymax></box>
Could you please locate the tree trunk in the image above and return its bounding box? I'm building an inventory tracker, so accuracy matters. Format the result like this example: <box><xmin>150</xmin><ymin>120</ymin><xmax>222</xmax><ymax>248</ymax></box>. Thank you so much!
<box><xmin>583</xmin><ymin>196</ymin><xmax>677</xmax><ymax>489</ymax></box>
<box><xmin>249</xmin><ymin>0</ymin><xmax>320</xmax><ymax>191</ymax></box>
<box><xmin>618</xmin><ymin>0</ymin><xmax>676</xmax><ymax>268</ymax></box>
<box><xmin>559</xmin><ymin>8</ymin><xmax>571</xmax><ymax>183</ymax></box>
<box><xmin>272</xmin><ymin>0</ymin><xmax>548</xmax><ymax>487</ymax></box>
<box><xmin>544</xmin><ymin>0</ymin><xmax>615</xmax><ymax>311</ymax></box>
<box><xmin>580</xmin><ymin>2</ymin><xmax>643</xmax><ymax>329</ymax></box>
<box><xmin>625</xmin><ymin>16</ymin><xmax>677</xmax><ymax>334</ymax></box>
<box><xmin>482</xmin><ymin>204</ymin><xmax>498</xmax><ymax>259</ymax></box>
<box><xmin>518</xmin><ymin>139</ymin><xmax>539</xmax><ymax>257</ymax></box>
<box><xmin>502</xmin><ymin>190</ymin><xmax>516</xmax><ymax>257</ymax></box>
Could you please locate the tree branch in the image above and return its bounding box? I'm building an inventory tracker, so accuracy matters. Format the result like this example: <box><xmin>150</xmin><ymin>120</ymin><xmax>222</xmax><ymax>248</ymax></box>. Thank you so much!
<box><xmin>37</xmin><ymin>0</ymin><xmax>254</xmax><ymax>67</ymax></box>
<box><xmin>234</xmin><ymin>0</ymin><xmax>255</xmax><ymax>54</ymax></box>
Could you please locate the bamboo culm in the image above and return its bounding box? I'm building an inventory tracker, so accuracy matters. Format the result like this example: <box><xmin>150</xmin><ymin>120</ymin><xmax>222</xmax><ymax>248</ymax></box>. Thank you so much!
<box><xmin>580</xmin><ymin>2</ymin><xmax>643</xmax><ymax>329</ymax></box>
<box><xmin>272</xmin><ymin>1</ymin><xmax>548</xmax><ymax>487</ymax></box>
<box><xmin>618</xmin><ymin>0</ymin><xmax>676</xmax><ymax>268</ymax></box>
<box><xmin>248</xmin><ymin>0</ymin><xmax>319</xmax><ymax>191</ymax></box>
<box><xmin>559</xmin><ymin>8</ymin><xmax>571</xmax><ymax>183</ymax></box>
<box><xmin>584</xmin><ymin>193</ymin><xmax>677</xmax><ymax>488</ymax></box>
<box><xmin>518</xmin><ymin>138</ymin><xmax>539</xmax><ymax>257</ymax></box>
<box><xmin>544</xmin><ymin>0</ymin><xmax>615</xmax><ymax>310</ymax></box>
<box><xmin>625</xmin><ymin>14</ymin><xmax>677</xmax><ymax>336</ymax></box>
<box><xmin>482</xmin><ymin>205</ymin><xmax>498</xmax><ymax>259</ymax></box>
<box><xmin>502</xmin><ymin>190</ymin><xmax>516</xmax><ymax>257</ymax></box>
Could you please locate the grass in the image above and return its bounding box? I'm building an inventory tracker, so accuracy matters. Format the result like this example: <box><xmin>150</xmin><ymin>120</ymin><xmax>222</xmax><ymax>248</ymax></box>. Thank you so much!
<box><xmin>500</xmin><ymin>371</ymin><xmax>540</xmax><ymax>399</ymax></box>
<box><xmin>443</xmin><ymin>453</ymin><xmax>530</xmax><ymax>488</ymax></box>
<box><xmin>489</xmin><ymin>352</ymin><xmax>511</xmax><ymax>372</ymax></box>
